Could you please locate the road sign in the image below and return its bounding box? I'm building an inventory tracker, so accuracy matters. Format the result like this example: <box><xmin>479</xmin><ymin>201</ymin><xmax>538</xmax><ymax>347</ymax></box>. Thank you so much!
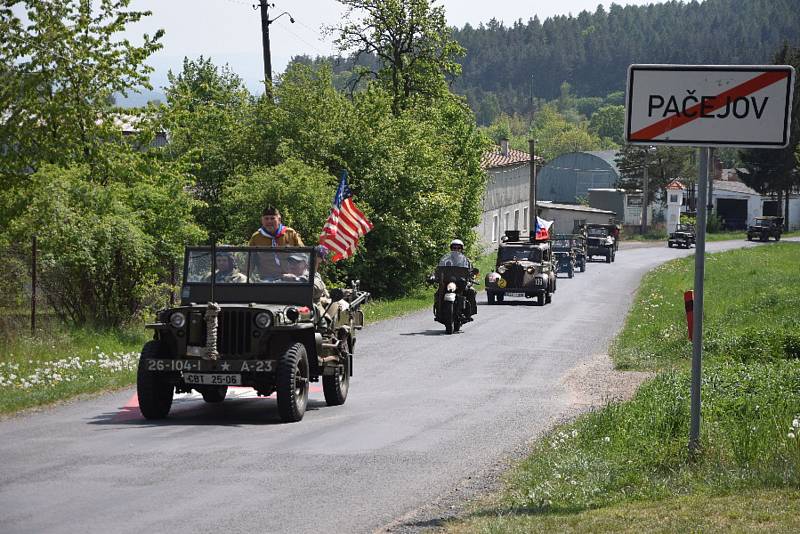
<box><xmin>625</xmin><ymin>65</ymin><xmax>795</xmax><ymax>148</ymax></box>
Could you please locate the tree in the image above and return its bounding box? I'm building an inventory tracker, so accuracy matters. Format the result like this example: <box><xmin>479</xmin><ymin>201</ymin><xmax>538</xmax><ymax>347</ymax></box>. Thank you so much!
<box><xmin>160</xmin><ymin>57</ymin><xmax>257</xmax><ymax>238</ymax></box>
<box><xmin>615</xmin><ymin>145</ymin><xmax>693</xmax><ymax>205</ymax></box>
<box><xmin>529</xmin><ymin>103</ymin><xmax>604</xmax><ymax>162</ymax></box>
<box><xmin>6</xmin><ymin>156</ymin><xmax>203</xmax><ymax>327</ymax></box>
<box><xmin>332</xmin><ymin>0</ymin><xmax>465</xmax><ymax>115</ymax></box>
<box><xmin>739</xmin><ymin>44</ymin><xmax>800</xmax><ymax>229</ymax></box>
<box><xmin>0</xmin><ymin>0</ymin><xmax>163</xmax><ymax>182</ymax></box>
<box><xmin>589</xmin><ymin>105</ymin><xmax>625</xmax><ymax>145</ymax></box>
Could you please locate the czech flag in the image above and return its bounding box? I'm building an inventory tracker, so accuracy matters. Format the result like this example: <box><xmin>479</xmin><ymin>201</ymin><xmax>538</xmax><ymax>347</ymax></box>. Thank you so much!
<box><xmin>535</xmin><ymin>216</ymin><xmax>553</xmax><ymax>240</ymax></box>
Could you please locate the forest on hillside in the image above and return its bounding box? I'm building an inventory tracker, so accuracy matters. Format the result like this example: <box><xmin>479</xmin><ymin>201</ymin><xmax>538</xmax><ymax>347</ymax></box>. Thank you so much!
<box><xmin>293</xmin><ymin>0</ymin><xmax>800</xmax><ymax>125</ymax></box>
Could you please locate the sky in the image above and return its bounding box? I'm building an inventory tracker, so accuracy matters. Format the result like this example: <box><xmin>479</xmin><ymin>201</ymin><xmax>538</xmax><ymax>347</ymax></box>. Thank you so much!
<box><xmin>118</xmin><ymin>0</ymin><xmax>663</xmax><ymax>94</ymax></box>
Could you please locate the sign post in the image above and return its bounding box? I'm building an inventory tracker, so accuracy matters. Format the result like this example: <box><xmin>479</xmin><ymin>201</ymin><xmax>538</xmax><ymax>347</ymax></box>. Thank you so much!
<box><xmin>625</xmin><ymin>64</ymin><xmax>795</xmax><ymax>454</ymax></box>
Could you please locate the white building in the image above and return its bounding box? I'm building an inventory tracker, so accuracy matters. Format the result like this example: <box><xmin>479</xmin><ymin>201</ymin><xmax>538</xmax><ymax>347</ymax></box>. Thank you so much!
<box><xmin>665</xmin><ymin>173</ymin><xmax>800</xmax><ymax>232</ymax></box>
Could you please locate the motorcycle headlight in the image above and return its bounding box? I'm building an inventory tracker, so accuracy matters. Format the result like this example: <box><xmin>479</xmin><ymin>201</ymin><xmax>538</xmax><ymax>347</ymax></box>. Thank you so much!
<box><xmin>497</xmin><ymin>265</ymin><xmax>507</xmax><ymax>274</ymax></box>
<box><xmin>446</xmin><ymin>282</ymin><xmax>457</xmax><ymax>292</ymax></box>
<box><xmin>254</xmin><ymin>311</ymin><xmax>272</xmax><ymax>329</ymax></box>
<box><xmin>169</xmin><ymin>311</ymin><xmax>186</xmax><ymax>329</ymax></box>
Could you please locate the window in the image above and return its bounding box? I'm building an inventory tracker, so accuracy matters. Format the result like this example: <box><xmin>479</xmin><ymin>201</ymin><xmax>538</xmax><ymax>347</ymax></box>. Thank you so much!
<box><xmin>504</xmin><ymin>212</ymin><xmax>510</xmax><ymax>233</ymax></box>
<box><xmin>514</xmin><ymin>209</ymin><xmax>520</xmax><ymax>230</ymax></box>
<box><xmin>492</xmin><ymin>215</ymin><xmax>499</xmax><ymax>242</ymax></box>
<box><xmin>523</xmin><ymin>207</ymin><xmax>528</xmax><ymax>230</ymax></box>
<box><xmin>574</xmin><ymin>218</ymin><xmax>586</xmax><ymax>228</ymax></box>
<box><xmin>670</xmin><ymin>194</ymin><xmax>678</xmax><ymax>203</ymax></box>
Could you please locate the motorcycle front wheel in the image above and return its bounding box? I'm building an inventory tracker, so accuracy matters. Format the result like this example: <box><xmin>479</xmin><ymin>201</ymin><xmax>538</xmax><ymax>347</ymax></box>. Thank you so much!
<box><xmin>442</xmin><ymin>300</ymin><xmax>455</xmax><ymax>334</ymax></box>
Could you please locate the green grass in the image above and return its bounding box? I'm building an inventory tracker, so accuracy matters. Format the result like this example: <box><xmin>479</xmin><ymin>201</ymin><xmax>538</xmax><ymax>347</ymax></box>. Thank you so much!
<box><xmin>446</xmin><ymin>242</ymin><xmax>800</xmax><ymax>533</ymax></box>
<box><xmin>612</xmin><ymin>243</ymin><xmax>800</xmax><ymax>371</ymax></box>
<box><xmin>448</xmin><ymin>489</ymin><xmax>800</xmax><ymax>533</ymax></box>
<box><xmin>0</xmin><ymin>325</ymin><xmax>149</xmax><ymax>414</ymax></box>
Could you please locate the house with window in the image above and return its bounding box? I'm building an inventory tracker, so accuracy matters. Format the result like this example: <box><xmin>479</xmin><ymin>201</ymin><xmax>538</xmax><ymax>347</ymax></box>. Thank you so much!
<box><xmin>478</xmin><ymin>143</ymin><xmax>616</xmax><ymax>249</ymax></box>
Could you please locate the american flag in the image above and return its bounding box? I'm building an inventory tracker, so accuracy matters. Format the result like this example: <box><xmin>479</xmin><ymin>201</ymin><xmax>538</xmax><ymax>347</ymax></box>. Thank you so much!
<box><xmin>319</xmin><ymin>171</ymin><xmax>374</xmax><ymax>262</ymax></box>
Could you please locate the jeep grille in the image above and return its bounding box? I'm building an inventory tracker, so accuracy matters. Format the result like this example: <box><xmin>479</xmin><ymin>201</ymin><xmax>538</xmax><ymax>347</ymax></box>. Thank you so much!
<box><xmin>218</xmin><ymin>309</ymin><xmax>253</xmax><ymax>356</ymax></box>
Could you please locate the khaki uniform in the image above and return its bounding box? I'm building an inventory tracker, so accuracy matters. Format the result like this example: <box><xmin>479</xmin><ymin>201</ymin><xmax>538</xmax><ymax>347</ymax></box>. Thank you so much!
<box><xmin>248</xmin><ymin>227</ymin><xmax>304</xmax><ymax>247</ymax></box>
<box><xmin>313</xmin><ymin>272</ymin><xmax>337</xmax><ymax>326</ymax></box>
<box><xmin>206</xmin><ymin>270</ymin><xmax>247</xmax><ymax>283</ymax></box>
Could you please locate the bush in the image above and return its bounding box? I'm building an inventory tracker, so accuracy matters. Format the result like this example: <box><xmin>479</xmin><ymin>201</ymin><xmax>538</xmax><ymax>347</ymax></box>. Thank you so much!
<box><xmin>6</xmin><ymin>161</ymin><xmax>203</xmax><ymax>327</ymax></box>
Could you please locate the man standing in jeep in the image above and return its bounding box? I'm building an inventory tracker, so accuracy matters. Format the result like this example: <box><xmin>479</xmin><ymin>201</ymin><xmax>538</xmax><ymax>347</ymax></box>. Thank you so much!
<box><xmin>249</xmin><ymin>206</ymin><xmax>304</xmax><ymax>247</ymax></box>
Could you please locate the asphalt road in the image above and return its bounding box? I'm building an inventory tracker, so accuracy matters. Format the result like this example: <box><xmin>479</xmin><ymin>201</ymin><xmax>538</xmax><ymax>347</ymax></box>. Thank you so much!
<box><xmin>0</xmin><ymin>238</ymin><xmax>791</xmax><ymax>534</ymax></box>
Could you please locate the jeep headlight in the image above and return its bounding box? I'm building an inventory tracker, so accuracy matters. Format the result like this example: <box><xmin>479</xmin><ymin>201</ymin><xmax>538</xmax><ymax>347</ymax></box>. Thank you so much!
<box><xmin>605</xmin><ymin>237</ymin><xmax>613</xmax><ymax>245</ymax></box>
<box><xmin>169</xmin><ymin>311</ymin><xmax>186</xmax><ymax>329</ymax></box>
<box><xmin>446</xmin><ymin>282</ymin><xmax>457</xmax><ymax>292</ymax></box>
<box><xmin>254</xmin><ymin>311</ymin><xmax>272</xmax><ymax>329</ymax></box>
<box><xmin>497</xmin><ymin>265</ymin><xmax>507</xmax><ymax>274</ymax></box>
<box><xmin>526</xmin><ymin>266</ymin><xmax>536</xmax><ymax>274</ymax></box>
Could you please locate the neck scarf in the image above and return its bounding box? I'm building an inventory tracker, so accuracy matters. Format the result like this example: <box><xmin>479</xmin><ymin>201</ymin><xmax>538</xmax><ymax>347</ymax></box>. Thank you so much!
<box><xmin>259</xmin><ymin>224</ymin><xmax>286</xmax><ymax>246</ymax></box>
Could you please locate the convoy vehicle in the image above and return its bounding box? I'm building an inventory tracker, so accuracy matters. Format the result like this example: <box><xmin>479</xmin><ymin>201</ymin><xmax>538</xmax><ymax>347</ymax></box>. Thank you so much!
<box><xmin>551</xmin><ymin>236</ymin><xmax>576</xmax><ymax>278</ymax></box>
<box><xmin>668</xmin><ymin>223</ymin><xmax>696</xmax><ymax>248</ymax></box>
<box><xmin>137</xmin><ymin>246</ymin><xmax>369</xmax><ymax>423</ymax></box>
<box><xmin>428</xmin><ymin>262</ymin><xmax>478</xmax><ymax>335</ymax></box>
<box><xmin>484</xmin><ymin>231</ymin><xmax>556</xmax><ymax>306</ymax></box>
<box><xmin>746</xmin><ymin>216</ymin><xmax>783</xmax><ymax>241</ymax></box>
<box><xmin>553</xmin><ymin>233</ymin><xmax>586</xmax><ymax>273</ymax></box>
<box><xmin>586</xmin><ymin>224</ymin><xmax>616</xmax><ymax>263</ymax></box>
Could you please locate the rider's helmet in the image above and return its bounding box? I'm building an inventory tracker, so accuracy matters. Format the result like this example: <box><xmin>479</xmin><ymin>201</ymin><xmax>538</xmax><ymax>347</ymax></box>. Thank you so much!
<box><xmin>449</xmin><ymin>239</ymin><xmax>464</xmax><ymax>251</ymax></box>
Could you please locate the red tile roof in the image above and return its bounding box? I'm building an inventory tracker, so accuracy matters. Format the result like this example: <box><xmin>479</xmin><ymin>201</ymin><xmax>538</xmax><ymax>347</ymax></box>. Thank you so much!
<box><xmin>481</xmin><ymin>146</ymin><xmax>534</xmax><ymax>169</ymax></box>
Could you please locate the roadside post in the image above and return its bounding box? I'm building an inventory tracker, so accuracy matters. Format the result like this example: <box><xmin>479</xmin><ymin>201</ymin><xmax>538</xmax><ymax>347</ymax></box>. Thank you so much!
<box><xmin>625</xmin><ymin>64</ymin><xmax>795</xmax><ymax>454</ymax></box>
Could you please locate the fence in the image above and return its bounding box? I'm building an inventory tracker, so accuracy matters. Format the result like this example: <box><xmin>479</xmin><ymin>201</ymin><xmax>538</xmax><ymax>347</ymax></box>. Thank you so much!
<box><xmin>0</xmin><ymin>237</ymin><xmax>179</xmax><ymax>341</ymax></box>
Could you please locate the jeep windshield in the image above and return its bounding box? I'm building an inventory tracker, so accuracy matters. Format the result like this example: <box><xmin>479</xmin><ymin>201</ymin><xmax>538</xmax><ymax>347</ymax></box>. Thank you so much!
<box><xmin>498</xmin><ymin>246</ymin><xmax>542</xmax><ymax>262</ymax></box>
<box><xmin>587</xmin><ymin>227</ymin><xmax>608</xmax><ymax>237</ymax></box>
<box><xmin>552</xmin><ymin>239</ymin><xmax>571</xmax><ymax>249</ymax></box>
<box><xmin>185</xmin><ymin>248</ymin><xmax>314</xmax><ymax>285</ymax></box>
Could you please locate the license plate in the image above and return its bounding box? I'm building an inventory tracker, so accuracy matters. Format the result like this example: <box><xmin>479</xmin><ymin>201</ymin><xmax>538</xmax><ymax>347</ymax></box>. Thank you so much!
<box><xmin>443</xmin><ymin>293</ymin><xmax>456</xmax><ymax>302</ymax></box>
<box><xmin>182</xmin><ymin>373</ymin><xmax>242</xmax><ymax>386</ymax></box>
<box><xmin>505</xmin><ymin>292</ymin><xmax>524</xmax><ymax>297</ymax></box>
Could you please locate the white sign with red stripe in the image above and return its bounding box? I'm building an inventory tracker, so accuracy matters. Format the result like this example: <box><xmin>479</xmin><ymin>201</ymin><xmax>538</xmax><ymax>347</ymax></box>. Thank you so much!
<box><xmin>625</xmin><ymin>65</ymin><xmax>795</xmax><ymax>148</ymax></box>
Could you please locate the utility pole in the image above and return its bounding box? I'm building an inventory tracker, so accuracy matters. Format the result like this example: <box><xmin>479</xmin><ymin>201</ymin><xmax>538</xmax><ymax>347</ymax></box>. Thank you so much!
<box><xmin>529</xmin><ymin>139</ymin><xmax>537</xmax><ymax>235</ymax></box>
<box><xmin>641</xmin><ymin>150</ymin><xmax>649</xmax><ymax>234</ymax></box>
<box><xmin>257</xmin><ymin>2</ymin><xmax>295</xmax><ymax>98</ymax></box>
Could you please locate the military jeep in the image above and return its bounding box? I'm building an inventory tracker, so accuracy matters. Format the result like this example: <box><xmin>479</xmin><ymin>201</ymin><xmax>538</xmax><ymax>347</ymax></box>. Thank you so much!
<box><xmin>746</xmin><ymin>216</ymin><xmax>783</xmax><ymax>242</ymax></box>
<box><xmin>484</xmin><ymin>231</ymin><xmax>556</xmax><ymax>306</ymax></box>
<box><xmin>551</xmin><ymin>235</ymin><xmax>576</xmax><ymax>278</ymax></box>
<box><xmin>137</xmin><ymin>246</ymin><xmax>369</xmax><ymax>423</ymax></box>
<box><xmin>668</xmin><ymin>224</ymin><xmax>695</xmax><ymax>248</ymax></box>
<box><xmin>586</xmin><ymin>224</ymin><xmax>616</xmax><ymax>263</ymax></box>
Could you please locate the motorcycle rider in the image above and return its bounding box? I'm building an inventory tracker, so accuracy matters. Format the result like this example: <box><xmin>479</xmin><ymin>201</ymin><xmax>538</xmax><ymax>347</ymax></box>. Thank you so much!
<box><xmin>437</xmin><ymin>239</ymin><xmax>477</xmax><ymax>316</ymax></box>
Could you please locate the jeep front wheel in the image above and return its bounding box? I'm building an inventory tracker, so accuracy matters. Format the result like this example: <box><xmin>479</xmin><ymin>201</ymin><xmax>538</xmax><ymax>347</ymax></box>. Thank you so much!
<box><xmin>137</xmin><ymin>340</ymin><xmax>174</xmax><ymax>419</ymax></box>
<box><xmin>276</xmin><ymin>343</ymin><xmax>309</xmax><ymax>422</ymax></box>
<box><xmin>323</xmin><ymin>353</ymin><xmax>350</xmax><ymax>407</ymax></box>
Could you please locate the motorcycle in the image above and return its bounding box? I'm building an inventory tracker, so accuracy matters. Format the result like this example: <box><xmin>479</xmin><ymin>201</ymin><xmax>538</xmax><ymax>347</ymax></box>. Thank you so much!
<box><xmin>428</xmin><ymin>265</ymin><xmax>479</xmax><ymax>334</ymax></box>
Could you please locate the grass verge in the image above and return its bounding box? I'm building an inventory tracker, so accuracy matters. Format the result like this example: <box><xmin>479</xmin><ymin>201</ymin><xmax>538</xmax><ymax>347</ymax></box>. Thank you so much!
<box><xmin>0</xmin><ymin>326</ymin><xmax>148</xmax><ymax>415</ymax></box>
<box><xmin>446</xmin><ymin>242</ymin><xmax>800</xmax><ymax>533</ymax></box>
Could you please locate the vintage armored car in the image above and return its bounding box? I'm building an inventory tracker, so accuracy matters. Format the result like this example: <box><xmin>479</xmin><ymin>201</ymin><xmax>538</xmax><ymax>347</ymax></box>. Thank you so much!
<box><xmin>137</xmin><ymin>246</ymin><xmax>369</xmax><ymax>423</ymax></box>
<box><xmin>746</xmin><ymin>216</ymin><xmax>783</xmax><ymax>242</ymax></box>
<box><xmin>484</xmin><ymin>231</ymin><xmax>556</xmax><ymax>305</ymax></box>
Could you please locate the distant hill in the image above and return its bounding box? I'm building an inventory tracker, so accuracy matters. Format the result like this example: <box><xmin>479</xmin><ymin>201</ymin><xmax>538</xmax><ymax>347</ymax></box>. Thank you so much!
<box><xmin>290</xmin><ymin>0</ymin><xmax>800</xmax><ymax>125</ymax></box>
<box><xmin>114</xmin><ymin>89</ymin><xmax>166</xmax><ymax>109</ymax></box>
<box><xmin>453</xmin><ymin>0</ymin><xmax>799</xmax><ymax>121</ymax></box>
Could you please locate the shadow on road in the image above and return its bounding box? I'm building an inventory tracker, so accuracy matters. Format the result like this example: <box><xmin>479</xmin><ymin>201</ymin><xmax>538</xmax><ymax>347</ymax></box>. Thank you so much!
<box><xmin>398</xmin><ymin>329</ymin><xmax>452</xmax><ymax>336</ymax></box>
<box><xmin>87</xmin><ymin>398</ymin><xmax>328</xmax><ymax>427</ymax></box>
